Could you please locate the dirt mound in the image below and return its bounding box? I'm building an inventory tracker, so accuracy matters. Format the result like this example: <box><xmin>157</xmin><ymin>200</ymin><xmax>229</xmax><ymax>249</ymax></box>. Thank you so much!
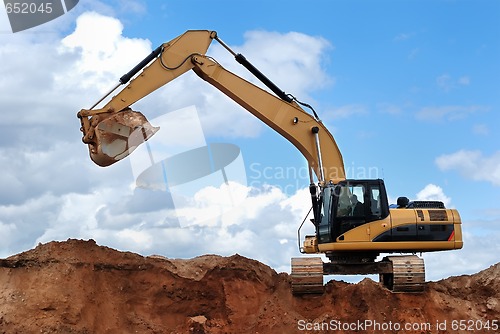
<box><xmin>0</xmin><ymin>239</ymin><xmax>498</xmax><ymax>333</ymax></box>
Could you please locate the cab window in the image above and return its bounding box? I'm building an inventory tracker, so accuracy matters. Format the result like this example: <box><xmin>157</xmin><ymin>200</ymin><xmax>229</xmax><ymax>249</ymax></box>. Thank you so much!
<box><xmin>335</xmin><ymin>184</ymin><xmax>365</xmax><ymax>218</ymax></box>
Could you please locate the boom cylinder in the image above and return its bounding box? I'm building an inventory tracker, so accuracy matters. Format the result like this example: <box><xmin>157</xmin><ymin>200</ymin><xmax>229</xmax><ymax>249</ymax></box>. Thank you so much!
<box><xmin>234</xmin><ymin>54</ymin><xmax>293</xmax><ymax>103</ymax></box>
<box><xmin>214</xmin><ymin>34</ymin><xmax>292</xmax><ymax>103</ymax></box>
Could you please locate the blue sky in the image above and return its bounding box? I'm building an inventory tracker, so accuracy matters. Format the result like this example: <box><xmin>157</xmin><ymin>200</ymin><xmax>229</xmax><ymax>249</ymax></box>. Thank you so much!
<box><xmin>0</xmin><ymin>0</ymin><xmax>498</xmax><ymax>281</ymax></box>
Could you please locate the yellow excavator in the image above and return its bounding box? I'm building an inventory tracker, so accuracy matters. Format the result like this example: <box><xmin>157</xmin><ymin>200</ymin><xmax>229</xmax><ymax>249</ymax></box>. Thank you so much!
<box><xmin>77</xmin><ymin>30</ymin><xmax>463</xmax><ymax>294</ymax></box>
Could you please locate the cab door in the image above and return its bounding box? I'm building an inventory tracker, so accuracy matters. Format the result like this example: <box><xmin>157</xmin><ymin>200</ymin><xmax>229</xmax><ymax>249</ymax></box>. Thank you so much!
<box><xmin>331</xmin><ymin>179</ymin><xmax>390</xmax><ymax>241</ymax></box>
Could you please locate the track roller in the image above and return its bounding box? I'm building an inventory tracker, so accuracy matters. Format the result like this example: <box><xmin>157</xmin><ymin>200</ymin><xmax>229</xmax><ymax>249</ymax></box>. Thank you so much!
<box><xmin>291</xmin><ymin>257</ymin><xmax>324</xmax><ymax>295</ymax></box>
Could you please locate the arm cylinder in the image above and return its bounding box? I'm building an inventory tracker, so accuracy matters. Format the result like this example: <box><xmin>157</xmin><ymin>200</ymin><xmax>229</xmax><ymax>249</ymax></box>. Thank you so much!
<box><xmin>119</xmin><ymin>45</ymin><xmax>163</xmax><ymax>84</ymax></box>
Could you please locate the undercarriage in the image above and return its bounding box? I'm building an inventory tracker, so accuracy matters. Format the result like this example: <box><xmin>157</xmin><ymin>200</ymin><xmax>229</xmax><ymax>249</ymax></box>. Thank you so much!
<box><xmin>291</xmin><ymin>254</ymin><xmax>425</xmax><ymax>295</ymax></box>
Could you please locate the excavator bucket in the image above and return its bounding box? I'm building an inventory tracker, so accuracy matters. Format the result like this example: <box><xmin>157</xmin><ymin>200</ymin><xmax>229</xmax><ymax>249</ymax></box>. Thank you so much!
<box><xmin>89</xmin><ymin>109</ymin><xmax>159</xmax><ymax>167</ymax></box>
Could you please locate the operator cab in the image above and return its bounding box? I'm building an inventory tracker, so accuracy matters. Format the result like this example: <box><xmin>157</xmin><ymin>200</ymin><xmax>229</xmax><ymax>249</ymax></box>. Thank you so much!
<box><xmin>316</xmin><ymin>179</ymin><xmax>389</xmax><ymax>244</ymax></box>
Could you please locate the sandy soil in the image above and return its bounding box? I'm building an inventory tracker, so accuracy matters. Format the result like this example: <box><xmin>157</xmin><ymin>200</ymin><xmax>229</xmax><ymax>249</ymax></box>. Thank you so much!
<box><xmin>0</xmin><ymin>239</ymin><xmax>498</xmax><ymax>333</ymax></box>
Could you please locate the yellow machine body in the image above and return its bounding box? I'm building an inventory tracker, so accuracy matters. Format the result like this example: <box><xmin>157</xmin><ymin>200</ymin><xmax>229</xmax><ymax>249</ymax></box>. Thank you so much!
<box><xmin>302</xmin><ymin>208</ymin><xmax>463</xmax><ymax>253</ymax></box>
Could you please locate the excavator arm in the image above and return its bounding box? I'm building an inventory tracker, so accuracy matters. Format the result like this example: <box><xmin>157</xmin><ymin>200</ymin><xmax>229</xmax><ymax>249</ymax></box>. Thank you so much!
<box><xmin>77</xmin><ymin>30</ymin><xmax>345</xmax><ymax>184</ymax></box>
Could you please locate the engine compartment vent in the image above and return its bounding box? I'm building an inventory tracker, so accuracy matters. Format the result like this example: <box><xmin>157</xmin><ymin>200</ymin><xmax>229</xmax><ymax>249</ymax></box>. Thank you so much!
<box><xmin>407</xmin><ymin>201</ymin><xmax>445</xmax><ymax>209</ymax></box>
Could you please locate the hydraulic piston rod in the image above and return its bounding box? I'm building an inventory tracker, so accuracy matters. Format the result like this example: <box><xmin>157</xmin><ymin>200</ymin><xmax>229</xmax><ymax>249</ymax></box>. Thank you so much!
<box><xmin>312</xmin><ymin>126</ymin><xmax>325</xmax><ymax>183</ymax></box>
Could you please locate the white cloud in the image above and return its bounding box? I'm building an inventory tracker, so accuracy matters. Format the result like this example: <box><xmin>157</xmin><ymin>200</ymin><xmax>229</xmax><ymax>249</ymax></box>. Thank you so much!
<box><xmin>323</xmin><ymin>104</ymin><xmax>367</xmax><ymax>119</ymax></box>
<box><xmin>24</xmin><ymin>182</ymin><xmax>311</xmax><ymax>273</ymax></box>
<box><xmin>172</xmin><ymin>182</ymin><xmax>251</xmax><ymax>228</ymax></box>
<box><xmin>0</xmin><ymin>10</ymin><xmax>163</xmax><ymax>256</ymax></box>
<box><xmin>415</xmin><ymin>105</ymin><xmax>487</xmax><ymax>122</ymax></box>
<box><xmin>117</xmin><ymin>0</ymin><xmax>147</xmax><ymax>14</ymax></box>
<box><xmin>409</xmin><ymin>184</ymin><xmax>500</xmax><ymax>280</ymax></box>
<box><xmin>0</xmin><ymin>11</ymin><xmax>152</xmax><ymax>208</ymax></box>
<box><xmin>415</xmin><ymin>184</ymin><xmax>451</xmax><ymax>207</ymax></box>
<box><xmin>436</xmin><ymin>74</ymin><xmax>453</xmax><ymax>92</ymax></box>
<box><xmin>408</xmin><ymin>48</ymin><xmax>420</xmax><ymax>60</ymax></box>
<box><xmin>0</xmin><ymin>3</ymin><xmax>10</xmax><ymax>32</ymax></box>
<box><xmin>424</xmin><ymin>230</ymin><xmax>500</xmax><ymax>280</ymax></box>
<box><xmin>234</xmin><ymin>30</ymin><xmax>333</xmax><ymax>94</ymax></box>
<box><xmin>472</xmin><ymin>124</ymin><xmax>489</xmax><ymax>136</ymax></box>
<box><xmin>393</xmin><ymin>32</ymin><xmax>413</xmax><ymax>42</ymax></box>
<box><xmin>458</xmin><ymin>76</ymin><xmax>470</xmax><ymax>85</ymax></box>
<box><xmin>377</xmin><ymin>103</ymin><xmax>402</xmax><ymax>115</ymax></box>
<box><xmin>436</xmin><ymin>150</ymin><xmax>500</xmax><ymax>186</ymax></box>
<box><xmin>436</xmin><ymin>74</ymin><xmax>471</xmax><ymax>92</ymax></box>
<box><xmin>60</xmin><ymin>11</ymin><xmax>152</xmax><ymax>91</ymax></box>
